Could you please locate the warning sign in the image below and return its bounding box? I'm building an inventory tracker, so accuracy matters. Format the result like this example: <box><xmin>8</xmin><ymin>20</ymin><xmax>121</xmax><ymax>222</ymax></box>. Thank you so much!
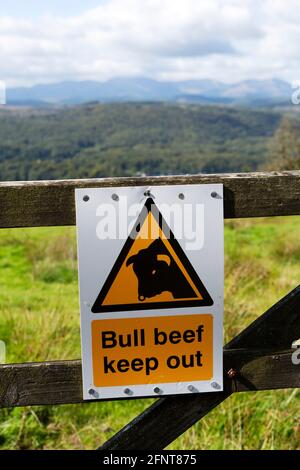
<box><xmin>92</xmin><ymin>198</ymin><xmax>213</xmax><ymax>313</ymax></box>
<box><xmin>76</xmin><ymin>184</ymin><xmax>224</xmax><ymax>400</ymax></box>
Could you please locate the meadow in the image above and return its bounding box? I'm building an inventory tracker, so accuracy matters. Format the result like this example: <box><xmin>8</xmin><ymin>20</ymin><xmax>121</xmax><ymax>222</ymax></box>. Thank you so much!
<box><xmin>0</xmin><ymin>216</ymin><xmax>299</xmax><ymax>450</ymax></box>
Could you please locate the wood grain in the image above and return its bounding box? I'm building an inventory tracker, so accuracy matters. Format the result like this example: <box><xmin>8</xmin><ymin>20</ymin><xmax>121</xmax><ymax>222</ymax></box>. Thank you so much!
<box><xmin>0</xmin><ymin>349</ymin><xmax>298</xmax><ymax>408</ymax></box>
<box><xmin>1</xmin><ymin>171</ymin><xmax>300</xmax><ymax>228</ymax></box>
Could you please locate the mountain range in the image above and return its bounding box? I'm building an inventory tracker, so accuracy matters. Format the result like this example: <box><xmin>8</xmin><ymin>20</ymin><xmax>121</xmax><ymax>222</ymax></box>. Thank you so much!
<box><xmin>6</xmin><ymin>77</ymin><xmax>292</xmax><ymax>107</ymax></box>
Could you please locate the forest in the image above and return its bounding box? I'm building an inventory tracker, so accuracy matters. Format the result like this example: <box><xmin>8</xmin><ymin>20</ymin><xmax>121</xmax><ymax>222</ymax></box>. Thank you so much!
<box><xmin>0</xmin><ymin>102</ymin><xmax>285</xmax><ymax>181</ymax></box>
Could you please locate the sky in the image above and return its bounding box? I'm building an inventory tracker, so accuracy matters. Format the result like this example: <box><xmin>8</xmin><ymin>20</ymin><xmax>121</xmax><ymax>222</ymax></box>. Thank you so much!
<box><xmin>0</xmin><ymin>0</ymin><xmax>299</xmax><ymax>87</ymax></box>
<box><xmin>0</xmin><ymin>1</ymin><xmax>108</xmax><ymax>18</ymax></box>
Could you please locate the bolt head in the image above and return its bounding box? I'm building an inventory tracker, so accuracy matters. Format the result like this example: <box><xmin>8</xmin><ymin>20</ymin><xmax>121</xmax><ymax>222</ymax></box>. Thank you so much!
<box><xmin>88</xmin><ymin>388</ymin><xmax>95</xmax><ymax>395</ymax></box>
<box><xmin>178</xmin><ymin>193</ymin><xmax>185</xmax><ymax>200</ymax></box>
<box><xmin>111</xmin><ymin>193</ymin><xmax>119</xmax><ymax>201</ymax></box>
<box><xmin>83</xmin><ymin>195</ymin><xmax>90</xmax><ymax>202</ymax></box>
<box><xmin>211</xmin><ymin>382</ymin><xmax>221</xmax><ymax>390</ymax></box>
<box><xmin>227</xmin><ymin>368</ymin><xmax>238</xmax><ymax>379</ymax></box>
<box><xmin>187</xmin><ymin>385</ymin><xmax>198</xmax><ymax>393</ymax></box>
<box><xmin>211</xmin><ymin>191</ymin><xmax>218</xmax><ymax>198</ymax></box>
<box><xmin>153</xmin><ymin>387</ymin><xmax>162</xmax><ymax>394</ymax></box>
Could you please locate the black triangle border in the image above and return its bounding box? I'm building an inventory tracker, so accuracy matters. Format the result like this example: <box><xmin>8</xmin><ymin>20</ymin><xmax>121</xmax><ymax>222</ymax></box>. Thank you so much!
<box><xmin>91</xmin><ymin>198</ymin><xmax>213</xmax><ymax>313</ymax></box>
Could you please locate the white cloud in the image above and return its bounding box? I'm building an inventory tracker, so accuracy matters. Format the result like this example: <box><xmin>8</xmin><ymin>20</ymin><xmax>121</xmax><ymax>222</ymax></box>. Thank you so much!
<box><xmin>0</xmin><ymin>0</ymin><xmax>298</xmax><ymax>87</ymax></box>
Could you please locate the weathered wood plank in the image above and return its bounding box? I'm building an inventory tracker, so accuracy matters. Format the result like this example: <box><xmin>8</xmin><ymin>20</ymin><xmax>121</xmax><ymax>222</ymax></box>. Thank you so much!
<box><xmin>0</xmin><ymin>360</ymin><xmax>82</xmax><ymax>408</ymax></box>
<box><xmin>99</xmin><ymin>286</ymin><xmax>300</xmax><ymax>450</ymax></box>
<box><xmin>223</xmin><ymin>348</ymin><xmax>300</xmax><ymax>393</ymax></box>
<box><xmin>0</xmin><ymin>171</ymin><xmax>300</xmax><ymax>228</ymax></box>
<box><xmin>0</xmin><ymin>349</ymin><xmax>298</xmax><ymax>408</ymax></box>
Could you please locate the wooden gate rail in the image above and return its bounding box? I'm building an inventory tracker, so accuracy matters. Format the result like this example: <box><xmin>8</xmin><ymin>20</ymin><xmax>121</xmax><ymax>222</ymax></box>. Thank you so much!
<box><xmin>0</xmin><ymin>349</ymin><xmax>298</xmax><ymax>408</ymax></box>
<box><xmin>0</xmin><ymin>171</ymin><xmax>300</xmax><ymax>228</ymax></box>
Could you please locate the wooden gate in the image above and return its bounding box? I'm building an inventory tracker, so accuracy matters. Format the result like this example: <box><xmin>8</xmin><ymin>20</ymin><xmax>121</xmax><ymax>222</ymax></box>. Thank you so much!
<box><xmin>0</xmin><ymin>171</ymin><xmax>299</xmax><ymax>449</ymax></box>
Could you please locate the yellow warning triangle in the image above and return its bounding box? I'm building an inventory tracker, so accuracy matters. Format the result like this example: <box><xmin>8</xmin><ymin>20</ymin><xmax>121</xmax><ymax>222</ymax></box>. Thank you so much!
<box><xmin>92</xmin><ymin>198</ymin><xmax>213</xmax><ymax>313</ymax></box>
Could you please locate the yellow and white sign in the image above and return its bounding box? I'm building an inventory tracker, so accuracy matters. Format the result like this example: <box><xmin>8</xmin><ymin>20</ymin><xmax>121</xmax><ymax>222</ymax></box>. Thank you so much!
<box><xmin>76</xmin><ymin>184</ymin><xmax>224</xmax><ymax>400</ymax></box>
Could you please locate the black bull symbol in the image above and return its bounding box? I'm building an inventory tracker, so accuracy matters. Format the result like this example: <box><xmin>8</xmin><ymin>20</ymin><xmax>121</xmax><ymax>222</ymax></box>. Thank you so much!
<box><xmin>126</xmin><ymin>239</ymin><xmax>196</xmax><ymax>301</ymax></box>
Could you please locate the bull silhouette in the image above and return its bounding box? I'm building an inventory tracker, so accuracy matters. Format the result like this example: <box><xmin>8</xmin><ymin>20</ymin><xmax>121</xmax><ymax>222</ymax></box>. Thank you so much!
<box><xmin>126</xmin><ymin>239</ymin><xmax>196</xmax><ymax>301</ymax></box>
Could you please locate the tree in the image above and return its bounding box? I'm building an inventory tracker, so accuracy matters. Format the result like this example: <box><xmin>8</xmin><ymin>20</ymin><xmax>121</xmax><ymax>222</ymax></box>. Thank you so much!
<box><xmin>264</xmin><ymin>116</ymin><xmax>300</xmax><ymax>170</ymax></box>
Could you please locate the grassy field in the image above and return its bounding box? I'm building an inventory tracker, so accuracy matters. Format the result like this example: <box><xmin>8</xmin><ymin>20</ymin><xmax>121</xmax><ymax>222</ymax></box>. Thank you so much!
<box><xmin>0</xmin><ymin>217</ymin><xmax>299</xmax><ymax>450</ymax></box>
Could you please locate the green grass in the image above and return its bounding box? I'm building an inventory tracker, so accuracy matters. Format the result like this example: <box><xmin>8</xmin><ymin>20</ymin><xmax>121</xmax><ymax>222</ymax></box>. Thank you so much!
<box><xmin>0</xmin><ymin>218</ymin><xmax>299</xmax><ymax>449</ymax></box>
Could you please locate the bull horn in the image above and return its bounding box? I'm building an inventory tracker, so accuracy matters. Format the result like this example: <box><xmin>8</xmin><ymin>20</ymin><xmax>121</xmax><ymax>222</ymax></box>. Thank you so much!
<box><xmin>157</xmin><ymin>254</ymin><xmax>171</xmax><ymax>266</ymax></box>
<box><xmin>126</xmin><ymin>255</ymin><xmax>136</xmax><ymax>266</ymax></box>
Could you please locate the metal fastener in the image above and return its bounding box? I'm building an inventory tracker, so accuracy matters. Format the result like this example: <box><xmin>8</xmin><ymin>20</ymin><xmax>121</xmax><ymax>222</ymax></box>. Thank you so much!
<box><xmin>144</xmin><ymin>190</ymin><xmax>151</xmax><ymax>197</ymax></box>
<box><xmin>153</xmin><ymin>387</ymin><xmax>162</xmax><ymax>394</ymax></box>
<box><xmin>187</xmin><ymin>385</ymin><xmax>198</xmax><ymax>393</ymax></box>
<box><xmin>83</xmin><ymin>195</ymin><xmax>90</xmax><ymax>202</ymax></box>
<box><xmin>211</xmin><ymin>382</ymin><xmax>221</xmax><ymax>390</ymax></box>
<box><xmin>123</xmin><ymin>388</ymin><xmax>133</xmax><ymax>396</ymax></box>
<box><xmin>88</xmin><ymin>388</ymin><xmax>95</xmax><ymax>395</ymax></box>
<box><xmin>178</xmin><ymin>193</ymin><xmax>185</xmax><ymax>200</ymax></box>
<box><xmin>211</xmin><ymin>191</ymin><xmax>218</xmax><ymax>198</ymax></box>
<box><xmin>227</xmin><ymin>368</ymin><xmax>238</xmax><ymax>379</ymax></box>
<box><xmin>111</xmin><ymin>193</ymin><xmax>119</xmax><ymax>201</ymax></box>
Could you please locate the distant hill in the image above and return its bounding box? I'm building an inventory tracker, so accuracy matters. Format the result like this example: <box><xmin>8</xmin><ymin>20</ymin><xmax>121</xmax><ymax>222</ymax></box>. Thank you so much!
<box><xmin>6</xmin><ymin>78</ymin><xmax>292</xmax><ymax>107</ymax></box>
<box><xmin>0</xmin><ymin>102</ymin><xmax>282</xmax><ymax>181</ymax></box>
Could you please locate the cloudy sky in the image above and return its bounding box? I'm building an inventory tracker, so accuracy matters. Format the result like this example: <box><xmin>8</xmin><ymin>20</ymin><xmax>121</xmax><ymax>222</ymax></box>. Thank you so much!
<box><xmin>0</xmin><ymin>0</ymin><xmax>299</xmax><ymax>87</ymax></box>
